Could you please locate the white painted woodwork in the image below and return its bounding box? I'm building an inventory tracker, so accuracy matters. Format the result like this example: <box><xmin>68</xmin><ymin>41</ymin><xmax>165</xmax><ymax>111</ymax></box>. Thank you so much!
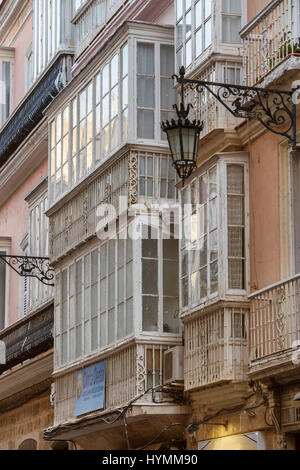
<box><xmin>49</xmin><ymin>149</ymin><xmax>176</xmax><ymax>262</ymax></box>
<box><xmin>53</xmin><ymin>341</ymin><xmax>179</xmax><ymax>425</ymax></box>
<box><xmin>32</xmin><ymin>0</ymin><xmax>74</xmax><ymax>82</ymax></box>
<box><xmin>184</xmin><ymin>306</ymin><xmax>249</xmax><ymax>391</ymax></box>
<box><xmin>73</xmin><ymin>0</ymin><xmax>128</xmax><ymax>57</ymax></box>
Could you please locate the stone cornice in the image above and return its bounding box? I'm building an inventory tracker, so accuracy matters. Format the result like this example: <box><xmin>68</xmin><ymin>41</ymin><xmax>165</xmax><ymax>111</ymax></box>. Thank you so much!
<box><xmin>0</xmin><ymin>0</ymin><xmax>31</xmax><ymax>45</ymax></box>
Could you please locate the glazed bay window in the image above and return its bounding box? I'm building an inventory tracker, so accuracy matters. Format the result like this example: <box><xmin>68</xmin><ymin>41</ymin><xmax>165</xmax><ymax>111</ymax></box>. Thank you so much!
<box><xmin>176</xmin><ymin>0</ymin><xmax>212</xmax><ymax>69</ymax></box>
<box><xmin>180</xmin><ymin>154</ymin><xmax>248</xmax><ymax>312</ymax></box>
<box><xmin>50</xmin><ymin>43</ymin><xmax>128</xmax><ymax>203</ymax></box>
<box><xmin>49</xmin><ymin>34</ymin><xmax>175</xmax><ymax>205</ymax></box>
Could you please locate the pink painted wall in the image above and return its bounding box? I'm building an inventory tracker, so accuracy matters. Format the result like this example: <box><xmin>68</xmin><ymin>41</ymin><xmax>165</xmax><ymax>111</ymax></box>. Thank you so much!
<box><xmin>248</xmin><ymin>130</ymin><xmax>281</xmax><ymax>292</ymax></box>
<box><xmin>0</xmin><ymin>158</ymin><xmax>48</xmax><ymax>327</ymax></box>
<box><xmin>247</xmin><ymin>0</ymin><xmax>270</xmax><ymax>22</ymax></box>
<box><xmin>2</xmin><ymin>2</ymin><xmax>32</xmax><ymax>110</ymax></box>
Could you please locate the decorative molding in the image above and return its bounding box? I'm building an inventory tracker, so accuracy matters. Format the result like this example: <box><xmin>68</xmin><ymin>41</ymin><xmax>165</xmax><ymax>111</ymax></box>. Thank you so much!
<box><xmin>128</xmin><ymin>152</ymin><xmax>138</xmax><ymax>206</ymax></box>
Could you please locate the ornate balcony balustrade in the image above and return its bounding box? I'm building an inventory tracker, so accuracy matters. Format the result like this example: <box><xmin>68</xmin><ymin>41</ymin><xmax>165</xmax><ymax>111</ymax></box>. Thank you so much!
<box><xmin>185</xmin><ymin>61</ymin><xmax>243</xmax><ymax>138</ymax></box>
<box><xmin>242</xmin><ymin>0</ymin><xmax>300</xmax><ymax>87</ymax></box>
<box><xmin>0</xmin><ymin>304</ymin><xmax>54</xmax><ymax>375</ymax></box>
<box><xmin>49</xmin><ymin>149</ymin><xmax>176</xmax><ymax>263</ymax></box>
<box><xmin>249</xmin><ymin>274</ymin><xmax>300</xmax><ymax>362</ymax></box>
<box><xmin>184</xmin><ymin>307</ymin><xmax>249</xmax><ymax>391</ymax></box>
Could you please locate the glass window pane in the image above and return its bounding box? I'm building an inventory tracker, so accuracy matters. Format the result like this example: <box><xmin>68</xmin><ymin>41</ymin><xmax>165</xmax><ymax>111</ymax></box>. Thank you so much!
<box><xmin>102</xmin><ymin>64</ymin><xmax>110</xmax><ymax>96</ymax></box>
<box><xmin>161</xmin><ymin>45</ymin><xmax>175</xmax><ymax>76</ymax></box>
<box><xmin>186</xmin><ymin>39</ymin><xmax>192</xmax><ymax>66</ymax></box>
<box><xmin>204</xmin><ymin>18</ymin><xmax>212</xmax><ymax>48</ymax></box>
<box><xmin>185</xmin><ymin>11</ymin><xmax>192</xmax><ymax>39</ymax></box>
<box><xmin>142</xmin><ymin>296</ymin><xmax>158</xmax><ymax>331</ymax></box>
<box><xmin>137</xmin><ymin>109</ymin><xmax>154</xmax><ymax>139</ymax></box>
<box><xmin>195</xmin><ymin>0</ymin><xmax>203</xmax><ymax>28</ymax></box>
<box><xmin>142</xmin><ymin>259</ymin><xmax>158</xmax><ymax>294</ymax></box>
<box><xmin>191</xmin><ymin>271</ymin><xmax>200</xmax><ymax>304</ymax></box>
<box><xmin>195</xmin><ymin>28</ymin><xmax>203</xmax><ymax>57</ymax></box>
<box><xmin>126</xmin><ymin>298</ymin><xmax>133</xmax><ymax>335</ymax></box>
<box><xmin>222</xmin><ymin>15</ymin><xmax>242</xmax><ymax>43</ymax></box>
<box><xmin>111</xmin><ymin>54</ymin><xmax>118</xmax><ymax>87</ymax></box>
<box><xmin>200</xmin><ymin>267</ymin><xmax>207</xmax><ymax>298</ymax></box>
<box><xmin>91</xmin><ymin>317</ymin><xmax>98</xmax><ymax>351</ymax></box>
<box><xmin>108</xmin><ymin>308</ymin><xmax>115</xmax><ymax>343</ymax></box>
<box><xmin>137</xmin><ymin>76</ymin><xmax>154</xmax><ymax>108</ymax></box>
<box><xmin>137</xmin><ymin>43</ymin><xmax>154</xmax><ymax>75</ymax></box>
<box><xmin>118</xmin><ymin>303</ymin><xmax>125</xmax><ymax>339</ymax></box>
<box><xmin>100</xmin><ymin>313</ymin><xmax>107</xmax><ymax>347</ymax></box>
<box><xmin>122</xmin><ymin>44</ymin><xmax>128</xmax><ymax>77</ymax></box>
<box><xmin>164</xmin><ymin>260</ymin><xmax>179</xmax><ymax>297</ymax></box>
<box><xmin>142</xmin><ymin>237</ymin><xmax>157</xmax><ymax>258</ymax></box>
<box><xmin>163</xmin><ymin>298</ymin><xmax>179</xmax><ymax>333</ymax></box>
<box><xmin>126</xmin><ymin>261</ymin><xmax>133</xmax><ymax>299</ymax></box>
<box><xmin>228</xmin><ymin>259</ymin><xmax>244</xmax><ymax>289</ymax></box>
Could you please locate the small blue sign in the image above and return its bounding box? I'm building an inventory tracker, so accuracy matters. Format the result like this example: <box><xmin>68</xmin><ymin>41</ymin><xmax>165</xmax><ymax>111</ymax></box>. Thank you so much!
<box><xmin>75</xmin><ymin>361</ymin><xmax>106</xmax><ymax>417</ymax></box>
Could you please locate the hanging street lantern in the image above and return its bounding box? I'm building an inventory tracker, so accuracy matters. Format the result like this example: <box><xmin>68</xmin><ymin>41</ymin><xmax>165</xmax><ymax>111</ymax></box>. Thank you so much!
<box><xmin>161</xmin><ymin>66</ymin><xmax>203</xmax><ymax>186</ymax></box>
<box><xmin>163</xmin><ymin>66</ymin><xmax>300</xmax><ymax>187</ymax></box>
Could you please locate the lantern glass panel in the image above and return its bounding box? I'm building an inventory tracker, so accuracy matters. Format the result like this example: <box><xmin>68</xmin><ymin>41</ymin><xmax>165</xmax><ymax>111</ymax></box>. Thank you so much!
<box><xmin>182</xmin><ymin>127</ymin><xmax>197</xmax><ymax>162</ymax></box>
<box><xmin>167</xmin><ymin>128</ymin><xmax>182</xmax><ymax>162</ymax></box>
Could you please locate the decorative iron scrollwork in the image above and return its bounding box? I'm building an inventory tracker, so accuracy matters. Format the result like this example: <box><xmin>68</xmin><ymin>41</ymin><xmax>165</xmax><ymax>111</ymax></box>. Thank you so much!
<box><xmin>175</xmin><ymin>67</ymin><xmax>299</xmax><ymax>149</ymax></box>
<box><xmin>0</xmin><ymin>255</ymin><xmax>55</xmax><ymax>286</ymax></box>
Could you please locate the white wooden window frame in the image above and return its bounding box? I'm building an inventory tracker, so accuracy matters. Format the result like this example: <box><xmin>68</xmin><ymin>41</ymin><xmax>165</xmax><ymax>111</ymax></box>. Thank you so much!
<box><xmin>49</xmin><ymin>34</ymin><xmax>175</xmax><ymax>206</ymax></box>
<box><xmin>54</xmin><ymin>228</ymin><xmax>181</xmax><ymax>372</ymax></box>
<box><xmin>25</xmin><ymin>44</ymin><xmax>33</xmax><ymax>93</ymax></box>
<box><xmin>135</xmin><ymin>225</ymin><xmax>180</xmax><ymax>337</ymax></box>
<box><xmin>133</xmin><ymin>38</ymin><xmax>176</xmax><ymax>146</ymax></box>
<box><xmin>221</xmin><ymin>155</ymin><xmax>249</xmax><ymax>296</ymax></box>
<box><xmin>19</xmin><ymin>235</ymin><xmax>29</xmax><ymax>318</ymax></box>
<box><xmin>180</xmin><ymin>164</ymin><xmax>220</xmax><ymax>311</ymax></box>
<box><xmin>32</xmin><ymin>0</ymin><xmax>73</xmax><ymax>82</ymax></box>
<box><xmin>289</xmin><ymin>147</ymin><xmax>300</xmax><ymax>276</ymax></box>
<box><xmin>0</xmin><ymin>237</ymin><xmax>11</xmax><ymax>331</ymax></box>
<box><xmin>27</xmin><ymin>183</ymin><xmax>52</xmax><ymax>313</ymax></box>
<box><xmin>220</xmin><ymin>0</ymin><xmax>243</xmax><ymax>45</ymax></box>
<box><xmin>0</xmin><ymin>48</ymin><xmax>14</xmax><ymax>129</ymax></box>
<box><xmin>54</xmin><ymin>236</ymin><xmax>135</xmax><ymax>370</ymax></box>
<box><xmin>49</xmin><ymin>41</ymin><xmax>128</xmax><ymax>204</ymax></box>
<box><xmin>179</xmin><ymin>152</ymin><xmax>249</xmax><ymax>315</ymax></box>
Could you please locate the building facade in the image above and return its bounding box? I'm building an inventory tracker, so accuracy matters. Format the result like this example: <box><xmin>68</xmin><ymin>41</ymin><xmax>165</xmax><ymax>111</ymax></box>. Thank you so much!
<box><xmin>0</xmin><ymin>0</ymin><xmax>299</xmax><ymax>451</ymax></box>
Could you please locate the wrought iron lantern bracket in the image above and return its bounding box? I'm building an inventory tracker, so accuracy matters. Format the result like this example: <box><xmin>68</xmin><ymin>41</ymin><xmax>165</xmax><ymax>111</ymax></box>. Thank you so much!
<box><xmin>175</xmin><ymin>66</ymin><xmax>300</xmax><ymax>150</ymax></box>
<box><xmin>0</xmin><ymin>255</ymin><xmax>54</xmax><ymax>286</ymax></box>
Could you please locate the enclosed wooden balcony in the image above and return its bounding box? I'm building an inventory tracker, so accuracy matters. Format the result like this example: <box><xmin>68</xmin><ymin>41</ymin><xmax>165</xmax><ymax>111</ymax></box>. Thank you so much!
<box><xmin>53</xmin><ymin>341</ymin><xmax>181</xmax><ymax>424</ymax></box>
<box><xmin>242</xmin><ymin>0</ymin><xmax>300</xmax><ymax>87</ymax></box>
<box><xmin>249</xmin><ymin>274</ymin><xmax>300</xmax><ymax>371</ymax></box>
<box><xmin>184</xmin><ymin>306</ymin><xmax>249</xmax><ymax>391</ymax></box>
<box><xmin>185</xmin><ymin>60</ymin><xmax>244</xmax><ymax>139</ymax></box>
